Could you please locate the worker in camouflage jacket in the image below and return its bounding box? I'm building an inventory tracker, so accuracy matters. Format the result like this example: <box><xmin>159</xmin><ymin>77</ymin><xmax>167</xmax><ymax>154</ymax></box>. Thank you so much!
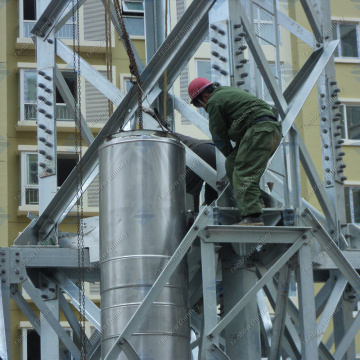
<box><xmin>188</xmin><ymin>78</ymin><xmax>282</xmax><ymax>226</ymax></box>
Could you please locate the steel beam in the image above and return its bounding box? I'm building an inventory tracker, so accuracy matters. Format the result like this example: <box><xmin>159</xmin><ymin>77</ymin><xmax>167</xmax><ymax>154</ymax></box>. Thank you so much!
<box><xmin>22</xmin><ymin>277</ymin><xmax>81</xmax><ymax>358</ymax></box>
<box><xmin>10</xmin><ymin>284</ymin><xmax>41</xmax><ymax>335</ymax></box>
<box><xmin>299</xmin><ymin>0</ymin><xmax>323</xmax><ymax>42</ymax></box>
<box><xmin>58</xmin><ymin>290</ymin><xmax>92</xmax><ymax>351</ymax></box>
<box><xmin>303</xmin><ymin>208</ymin><xmax>360</xmax><ymax>298</ymax></box>
<box><xmin>209</xmin><ymin>237</ymin><xmax>304</xmax><ymax>337</ymax></box>
<box><xmin>12</xmin><ymin>247</ymin><xmax>91</xmax><ymax>268</ymax></box>
<box><xmin>238</xmin><ymin>1</ymin><xmax>288</xmax><ymax>118</ymax></box>
<box><xmin>297</xmin><ymin>129</ymin><xmax>337</xmax><ymax>231</ymax></box>
<box><xmin>296</xmin><ymin>241</ymin><xmax>319</xmax><ymax>359</ymax></box>
<box><xmin>316</xmin><ymin>274</ymin><xmax>348</xmax><ymax>345</ymax></box>
<box><xmin>0</xmin><ymin>282</ymin><xmax>10</xmax><ymax>360</ymax></box>
<box><xmin>253</xmin><ymin>0</ymin><xmax>316</xmax><ymax>48</ymax></box>
<box><xmin>281</xmin><ymin>41</ymin><xmax>338</xmax><ymax>136</ymax></box>
<box><xmin>269</xmin><ymin>264</ymin><xmax>292</xmax><ymax>360</ymax></box>
<box><xmin>198</xmin><ymin>240</ymin><xmax>219</xmax><ymax>360</ymax></box>
<box><xmin>256</xmin><ymin>263</ymin><xmax>302</xmax><ymax>359</ymax></box>
<box><xmin>54</xmin><ymin>65</ymin><xmax>94</xmax><ymax>146</ymax></box>
<box><xmin>173</xmin><ymin>95</ymin><xmax>211</xmax><ymax>138</ymax></box>
<box><xmin>31</xmin><ymin>0</ymin><xmax>72</xmax><ymax>38</ymax></box>
<box><xmin>52</xmin><ymin>271</ymin><xmax>101</xmax><ymax>331</ymax></box>
<box><xmin>315</xmin><ymin>273</ymin><xmax>338</xmax><ymax>317</ymax></box>
<box><xmin>184</xmin><ymin>146</ymin><xmax>217</xmax><ymax>191</ymax></box>
<box><xmin>103</xmin><ymin>208</ymin><xmax>212</xmax><ymax>360</ymax></box>
<box><xmin>203</xmin><ymin>225</ymin><xmax>310</xmax><ymax>243</ymax></box>
<box><xmin>53</xmin><ymin>0</ymin><xmax>87</xmax><ymax>36</ymax></box>
<box><xmin>257</xmin><ymin>290</ymin><xmax>272</xmax><ymax>355</ymax></box>
<box><xmin>333</xmin><ymin>310</ymin><xmax>360</xmax><ymax>360</ymax></box>
<box><xmin>56</xmin><ymin>40</ymin><xmax>125</xmax><ymax>106</ymax></box>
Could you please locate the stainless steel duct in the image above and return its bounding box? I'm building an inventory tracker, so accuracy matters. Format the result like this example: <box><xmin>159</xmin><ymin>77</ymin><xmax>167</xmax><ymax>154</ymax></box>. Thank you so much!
<box><xmin>99</xmin><ymin>130</ymin><xmax>190</xmax><ymax>360</ymax></box>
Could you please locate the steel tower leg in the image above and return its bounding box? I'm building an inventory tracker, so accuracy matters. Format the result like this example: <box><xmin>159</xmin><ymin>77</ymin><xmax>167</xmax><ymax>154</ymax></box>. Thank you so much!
<box><xmin>36</xmin><ymin>0</ymin><xmax>60</xmax><ymax>357</ymax></box>
<box><xmin>0</xmin><ymin>277</ymin><xmax>10</xmax><ymax>360</ymax></box>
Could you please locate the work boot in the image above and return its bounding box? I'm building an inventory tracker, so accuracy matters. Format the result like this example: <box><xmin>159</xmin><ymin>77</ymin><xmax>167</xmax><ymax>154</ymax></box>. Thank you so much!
<box><xmin>235</xmin><ymin>215</ymin><xmax>264</xmax><ymax>226</ymax></box>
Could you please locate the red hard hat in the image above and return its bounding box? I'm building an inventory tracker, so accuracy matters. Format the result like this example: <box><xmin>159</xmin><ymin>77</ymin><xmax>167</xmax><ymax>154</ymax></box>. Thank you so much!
<box><xmin>188</xmin><ymin>78</ymin><xmax>213</xmax><ymax>103</ymax></box>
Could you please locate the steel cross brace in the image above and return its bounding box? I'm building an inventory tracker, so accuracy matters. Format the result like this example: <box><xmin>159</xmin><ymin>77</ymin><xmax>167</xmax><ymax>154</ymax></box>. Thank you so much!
<box><xmin>54</xmin><ymin>65</ymin><xmax>94</xmax><ymax>146</ymax></box>
<box><xmin>208</xmin><ymin>236</ymin><xmax>306</xmax><ymax>337</ymax></box>
<box><xmin>300</xmin><ymin>208</ymin><xmax>360</xmax><ymax>298</ymax></box>
<box><xmin>257</xmin><ymin>264</ymin><xmax>302</xmax><ymax>359</ymax></box>
<box><xmin>52</xmin><ymin>270</ymin><xmax>101</xmax><ymax>331</ymax></box>
<box><xmin>299</xmin><ymin>0</ymin><xmax>323</xmax><ymax>42</ymax></box>
<box><xmin>10</xmin><ymin>284</ymin><xmax>41</xmax><ymax>335</ymax></box>
<box><xmin>238</xmin><ymin>0</ymin><xmax>289</xmax><ymax>119</ymax></box>
<box><xmin>30</xmin><ymin>0</ymin><xmax>72</xmax><ymax>38</ymax></box>
<box><xmin>253</xmin><ymin>0</ymin><xmax>316</xmax><ymax>48</ymax></box>
<box><xmin>58</xmin><ymin>290</ymin><xmax>92</xmax><ymax>352</ymax></box>
<box><xmin>268</xmin><ymin>262</ymin><xmax>292</xmax><ymax>360</ymax></box>
<box><xmin>21</xmin><ymin>277</ymin><xmax>81</xmax><ymax>358</ymax></box>
<box><xmin>103</xmin><ymin>207</ymin><xmax>213</xmax><ymax>360</ymax></box>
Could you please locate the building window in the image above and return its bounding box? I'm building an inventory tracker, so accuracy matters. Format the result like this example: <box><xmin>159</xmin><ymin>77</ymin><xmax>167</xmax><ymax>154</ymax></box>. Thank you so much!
<box><xmin>332</xmin><ymin>22</ymin><xmax>360</xmax><ymax>58</ymax></box>
<box><xmin>21</xmin><ymin>328</ymin><xmax>73</xmax><ymax>360</ymax></box>
<box><xmin>339</xmin><ymin>104</ymin><xmax>360</xmax><ymax>140</ymax></box>
<box><xmin>21</xmin><ymin>69</ymin><xmax>74</xmax><ymax>123</ymax></box>
<box><xmin>345</xmin><ymin>187</ymin><xmax>360</xmax><ymax>224</ymax></box>
<box><xmin>195</xmin><ymin>60</ymin><xmax>211</xmax><ymax>119</ymax></box>
<box><xmin>254</xmin><ymin>6</ymin><xmax>277</xmax><ymax>46</ymax></box>
<box><xmin>122</xmin><ymin>1</ymin><xmax>144</xmax><ymax>36</ymax></box>
<box><xmin>20</xmin><ymin>0</ymin><xmax>76</xmax><ymax>39</ymax></box>
<box><xmin>20</xmin><ymin>152</ymin><xmax>78</xmax><ymax>206</ymax></box>
<box><xmin>256</xmin><ymin>63</ymin><xmax>283</xmax><ymax>104</ymax></box>
<box><xmin>122</xmin><ymin>1</ymin><xmax>144</xmax><ymax>13</ymax></box>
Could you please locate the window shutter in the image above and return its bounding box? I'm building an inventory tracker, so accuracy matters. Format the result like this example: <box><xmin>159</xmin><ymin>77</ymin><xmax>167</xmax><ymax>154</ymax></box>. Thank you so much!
<box><xmin>83</xmin><ymin>0</ymin><xmax>105</xmax><ymax>41</ymax></box>
<box><xmin>84</xmin><ymin>71</ymin><xmax>110</xmax><ymax>126</ymax></box>
<box><xmin>87</xmin><ymin>174</ymin><xmax>99</xmax><ymax>208</ymax></box>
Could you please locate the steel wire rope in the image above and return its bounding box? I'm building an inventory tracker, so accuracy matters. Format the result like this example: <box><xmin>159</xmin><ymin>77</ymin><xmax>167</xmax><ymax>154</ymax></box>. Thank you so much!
<box><xmin>113</xmin><ymin>0</ymin><xmax>143</xmax><ymax>128</ymax></box>
<box><xmin>72</xmin><ymin>0</ymin><xmax>86</xmax><ymax>358</ymax></box>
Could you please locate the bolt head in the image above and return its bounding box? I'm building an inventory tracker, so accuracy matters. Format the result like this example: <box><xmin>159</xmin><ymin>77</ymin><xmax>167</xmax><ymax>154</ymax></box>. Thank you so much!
<box><xmin>15</xmin><ymin>270</ymin><xmax>19</xmax><ymax>274</ymax></box>
<box><xmin>19</xmin><ymin>276</ymin><xmax>24</xmax><ymax>281</ymax></box>
<box><xmin>194</xmin><ymin>226</ymin><xmax>199</xmax><ymax>231</ymax></box>
<box><xmin>205</xmin><ymin>233</ymin><xmax>211</xmax><ymax>238</ymax></box>
<box><xmin>15</xmin><ymin>251</ymin><xmax>19</xmax><ymax>256</ymax></box>
<box><xmin>302</xmin><ymin>234</ymin><xmax>308</xmax><ymax>239</ymax></box>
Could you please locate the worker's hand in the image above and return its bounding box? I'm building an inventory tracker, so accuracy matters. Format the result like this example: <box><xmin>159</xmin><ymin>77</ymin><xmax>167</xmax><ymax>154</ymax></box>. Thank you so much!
<box><xmin>216</xmin><ymin>175</ymin><xmax>229</xmax><ymax>191</ymax></box>
<box><xmin>142</xmin><ymin>106</ymin><xmax>155</xmax><ymax>116</ymax></box>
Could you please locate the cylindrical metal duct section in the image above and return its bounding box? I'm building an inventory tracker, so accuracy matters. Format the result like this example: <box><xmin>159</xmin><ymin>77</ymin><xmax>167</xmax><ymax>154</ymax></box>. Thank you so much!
<box><xmin>99</xmin><ymin>130</ymin><xmax>190</xmax><ymax>360</ymax></box>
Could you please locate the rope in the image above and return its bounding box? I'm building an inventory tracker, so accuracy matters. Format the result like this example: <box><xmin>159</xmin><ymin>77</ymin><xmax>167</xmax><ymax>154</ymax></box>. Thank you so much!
<box><xmin>104</xmin><ymin>0</ymin><xmax>113</xmax><ymax>116</ymax></box>
<box><xmin>72</xmin><ymin>0</ymin><xmax>85</xmax><ymax>358</ymax></box>
<box><xmin>163</xmin><ymin>0</ymin><xmax>168</xmax><ymax>124</ymax></box>
<box><xmin>113</xmin><ymin>0</ymin><xmax>143</xmax><ymax>129</ymax></box>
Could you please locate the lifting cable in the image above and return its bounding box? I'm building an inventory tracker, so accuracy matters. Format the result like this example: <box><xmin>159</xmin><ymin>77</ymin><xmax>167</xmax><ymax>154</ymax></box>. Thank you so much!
<box><xmin>104</xmin><ymin>0</ymin><xmax>114</xmax><ymax>116</ymax></box>
<box><xmin>163</xmin><ymin>0</ymin><xmax>168</xmax><ymax>126</ymax></box>
<box><xmin>113</xmin><ymin>0</ymin><xmax>143</xmax><ymax>129</ymax></box>
<box><xmin>72</xmin><ymin>0</ymin><xmax>86</xmax><ymax>358</ymax></box>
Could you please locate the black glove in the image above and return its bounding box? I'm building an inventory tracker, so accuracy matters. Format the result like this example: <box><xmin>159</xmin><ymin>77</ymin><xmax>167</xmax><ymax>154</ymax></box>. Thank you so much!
<box><xmin>216</xmin><ymin>175</ymin><xmax>229</xmax><ymax>190</ymax></box>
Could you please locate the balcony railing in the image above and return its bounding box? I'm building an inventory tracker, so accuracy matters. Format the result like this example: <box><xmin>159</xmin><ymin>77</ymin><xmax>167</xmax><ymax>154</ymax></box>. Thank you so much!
<box><xmin>24</xmin><ymin>103</ymin><xmax>73</xmax><ymax>121</ymax></box>
<box><xmin>23</xmin><ymin>21</ymin><xmax>75</xmax><ymax>39</ymax></box>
